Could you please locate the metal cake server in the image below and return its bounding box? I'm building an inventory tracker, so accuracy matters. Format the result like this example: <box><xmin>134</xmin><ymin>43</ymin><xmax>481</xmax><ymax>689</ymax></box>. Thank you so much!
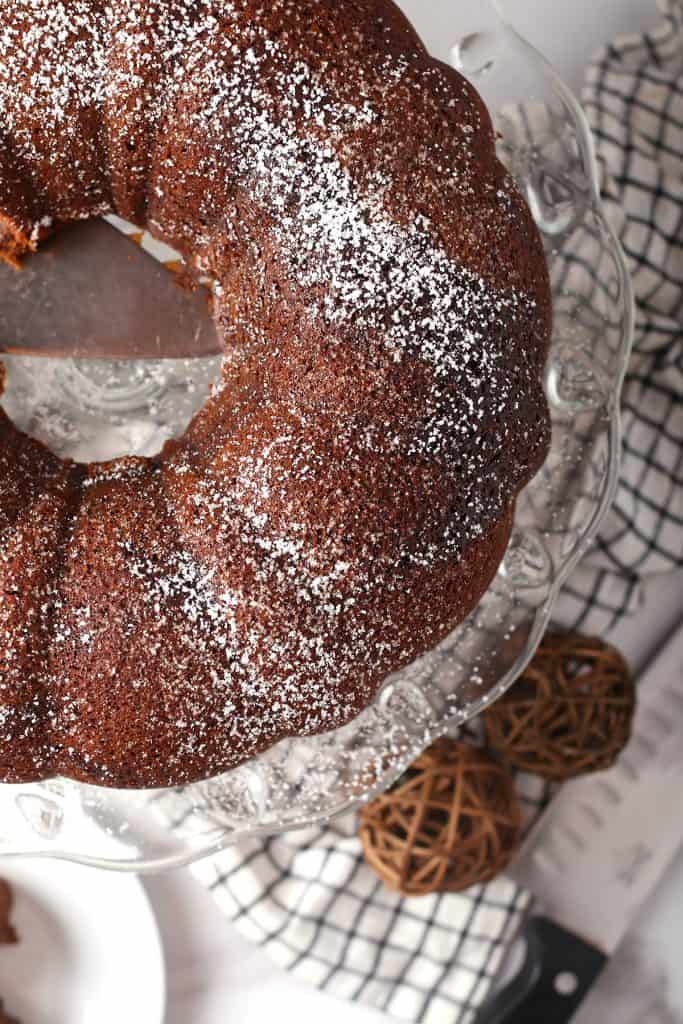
<box><xmin>476</xmin><ymin>619</ymin><xmax>683</xmax><ymax>1024</ymax></box>
<box><xmin>0</xmin><ymin>219</ymin><xmax>220</xmax><ymax>359</ymax></box>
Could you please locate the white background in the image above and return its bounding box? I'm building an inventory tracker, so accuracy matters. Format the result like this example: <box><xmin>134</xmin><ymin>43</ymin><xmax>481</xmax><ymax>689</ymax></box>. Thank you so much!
<box><xmin>143</xmin><ymin>3</ymin><xmax>683</xmax><ymax>1023</ymax></box>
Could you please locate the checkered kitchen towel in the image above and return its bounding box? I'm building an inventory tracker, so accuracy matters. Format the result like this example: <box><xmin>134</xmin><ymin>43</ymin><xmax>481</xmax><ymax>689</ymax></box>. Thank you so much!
<box><xmin>184</xmin><ymin>7</ymin><xmax>683</xmax><ymax>1023</ymax></box>
<box><xmin>555</xmin><ymin>0</ymin><xmax>683</xmax><ymax>630</ymax></box>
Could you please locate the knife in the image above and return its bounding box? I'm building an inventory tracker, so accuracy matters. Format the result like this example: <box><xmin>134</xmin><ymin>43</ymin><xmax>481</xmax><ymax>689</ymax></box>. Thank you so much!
<box><xmin>475</xmin><ymin>619</ymin><xmax>683</xmax><ymax>1024</ymax></box>
<box><xmin>0</xmin><ymin>219</ymin><xmax>221</xmax><ymax>359</ymax></box>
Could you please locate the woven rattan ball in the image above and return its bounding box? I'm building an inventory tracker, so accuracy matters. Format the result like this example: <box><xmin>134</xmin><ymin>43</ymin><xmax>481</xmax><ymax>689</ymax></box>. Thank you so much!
<box><xmin>359</xmin><ymin>740</ymin><xmax>521</xmax><ymax>897</ymax></box>
<box><xmin>484</xmin><ymin>632</ymin><xmax>635</xmax><ymax>781</ymax></box>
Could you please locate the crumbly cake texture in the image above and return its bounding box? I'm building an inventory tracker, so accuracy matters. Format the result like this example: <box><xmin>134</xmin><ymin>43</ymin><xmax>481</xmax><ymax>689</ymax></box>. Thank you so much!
<box><xmin>0</xmin><ymin>0</ymin><xmax>551</xmax><ymax>788</ymax></box>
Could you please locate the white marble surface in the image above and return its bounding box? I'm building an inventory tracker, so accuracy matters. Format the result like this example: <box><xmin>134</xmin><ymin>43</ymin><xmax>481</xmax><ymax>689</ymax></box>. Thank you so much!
<box><xmin>143</xmin><ymin>3</ymin><xmax>683</xmax><ymax>1023</ymax></box>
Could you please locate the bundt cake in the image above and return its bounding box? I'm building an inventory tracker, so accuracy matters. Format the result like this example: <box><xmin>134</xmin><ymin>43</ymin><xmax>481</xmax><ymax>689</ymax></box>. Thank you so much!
<box><xmin>0</xmin><ymin>0</ymin><xmax>552</xmax><ymax>789</ymax></box>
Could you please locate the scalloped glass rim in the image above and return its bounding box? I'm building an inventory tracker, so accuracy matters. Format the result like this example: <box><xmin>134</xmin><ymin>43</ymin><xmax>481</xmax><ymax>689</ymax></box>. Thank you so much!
<box><xmin>0</xmin><ymin>12</ymin><xmax>635</xmax><ymax>871</ymax></box>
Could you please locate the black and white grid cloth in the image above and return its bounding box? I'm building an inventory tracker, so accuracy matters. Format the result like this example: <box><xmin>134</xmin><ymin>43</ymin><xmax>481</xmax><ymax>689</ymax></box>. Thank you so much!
<box><xmin>183</xmin><ymin>6</ymin><xmax>683</xmax><ymax>1023</ymax></box>
<box><xmin>555</xmin><ymin>0</ymin><xmax>683</xmax><ymax>630</ymax></box>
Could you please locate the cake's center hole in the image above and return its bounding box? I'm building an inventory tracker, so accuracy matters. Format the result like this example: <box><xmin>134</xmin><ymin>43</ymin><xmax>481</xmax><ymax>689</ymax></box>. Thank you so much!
<box><xmin>1</xmin><ymin>354</ymin><xmax>222</xmax><ymax>461</ymax></box>
<box><xmin>0</xmin><ymin>218</ymin><xmax>223</xmax><ymax>461</ymax></box>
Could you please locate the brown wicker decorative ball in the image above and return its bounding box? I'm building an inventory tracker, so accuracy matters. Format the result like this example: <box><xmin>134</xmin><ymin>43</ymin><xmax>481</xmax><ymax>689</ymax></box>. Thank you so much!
<box><xmin>484</xmin><ymin>632</ymin><xmax>635</xmax><ymax>781</ymax></box>
<box><xmin>359</xmin><ymin>740</ymin><xmax>521</xmax><ymax>897</ymax></box>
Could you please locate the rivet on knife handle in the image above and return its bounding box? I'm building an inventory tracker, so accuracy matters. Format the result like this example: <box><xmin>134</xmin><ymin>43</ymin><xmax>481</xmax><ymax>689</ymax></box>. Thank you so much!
<box><xmin>474</xmin><ymin>917</ymin><xmax>607</xmax><ymax>1024</ymax></box>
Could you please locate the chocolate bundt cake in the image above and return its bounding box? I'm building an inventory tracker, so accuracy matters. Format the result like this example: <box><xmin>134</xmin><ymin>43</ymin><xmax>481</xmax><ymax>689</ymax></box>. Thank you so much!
<box><xmin>0</xmin><ymin>0</ymin><xmax>552</xmax><ymax>789</ymax></box>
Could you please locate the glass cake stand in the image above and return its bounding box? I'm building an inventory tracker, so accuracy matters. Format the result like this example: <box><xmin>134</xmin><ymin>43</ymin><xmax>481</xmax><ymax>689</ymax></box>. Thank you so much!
<box><xmin>0</xmin><ymin>5</ymin><xmax>634</xmax><ymax>871</ymax></box>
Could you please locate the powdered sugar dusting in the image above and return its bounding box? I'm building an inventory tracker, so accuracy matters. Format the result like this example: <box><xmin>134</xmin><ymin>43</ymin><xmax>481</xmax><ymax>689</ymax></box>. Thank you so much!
<box><xmin>0</xmin><ymin>0</ymin><xmax>551</xmax><ymax>787</ymax></box>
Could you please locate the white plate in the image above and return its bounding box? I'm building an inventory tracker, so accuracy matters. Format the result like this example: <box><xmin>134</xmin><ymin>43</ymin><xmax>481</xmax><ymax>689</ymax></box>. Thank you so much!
<box><xmin>0</xmin><ymin>859</ymin><xmax>165</xmax><ymax>1024</ymax></box>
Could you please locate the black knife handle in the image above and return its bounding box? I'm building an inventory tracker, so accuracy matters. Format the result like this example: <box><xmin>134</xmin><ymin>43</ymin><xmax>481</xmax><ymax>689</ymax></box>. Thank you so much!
<box><xmin>474</xmin><ymin>916</ymin><xmax>608</xmax><ymax>1024</ymax></box>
